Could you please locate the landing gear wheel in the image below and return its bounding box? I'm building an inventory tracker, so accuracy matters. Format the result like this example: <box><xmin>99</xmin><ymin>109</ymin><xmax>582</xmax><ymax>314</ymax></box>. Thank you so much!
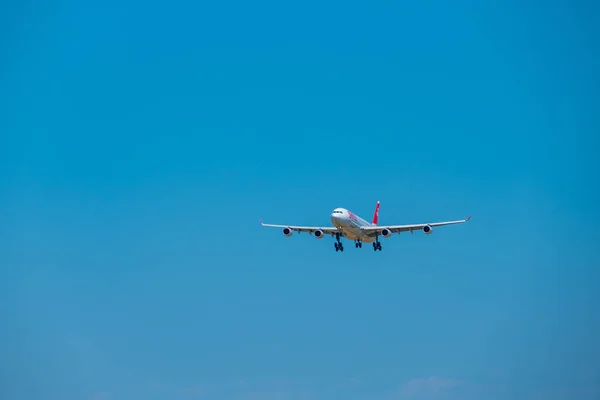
<box><xmin>334</xmin><ymin>232</ymin><xmax>344</xmax><ymax>252</ymax></box>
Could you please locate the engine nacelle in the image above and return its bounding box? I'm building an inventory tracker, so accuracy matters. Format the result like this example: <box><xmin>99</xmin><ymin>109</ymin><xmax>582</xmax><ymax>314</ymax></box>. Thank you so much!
<box><xmin>423</xmin><ymin>225</ymin><xmax>433</xmax><ymax>235</ymax></box>
<box><xmin>313</xmin><ymin>229</ymin><xmax>325</xmax><ymax>239</ymax></box>
<box><xmin>381</xmin><ymin>228</ymin><xmax>392</xmax><ymax>238</ymax></box>
<box><xmin>282</xmin><ymin>227</ymin><xmax>293</xmax><ymax>237</ymax></box>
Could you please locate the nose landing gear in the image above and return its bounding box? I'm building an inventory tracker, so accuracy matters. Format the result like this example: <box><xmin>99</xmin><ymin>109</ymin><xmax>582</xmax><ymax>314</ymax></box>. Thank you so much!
<box><xmin>334</xmin><ymin>232</ymin><xmax>344</xmax><ymax>252</ymax></box>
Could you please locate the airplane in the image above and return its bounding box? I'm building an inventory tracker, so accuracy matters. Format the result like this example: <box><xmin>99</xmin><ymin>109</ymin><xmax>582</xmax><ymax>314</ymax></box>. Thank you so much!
<box><xmin>260</xmin><ymin>201</ymin><xmax>471</xmax><ymax>252</ymax></box>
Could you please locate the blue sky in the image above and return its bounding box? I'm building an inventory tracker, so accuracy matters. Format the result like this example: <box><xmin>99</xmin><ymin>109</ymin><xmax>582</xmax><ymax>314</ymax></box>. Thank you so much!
<box><xmin>1</xmin><ymin>0</ymin><xmax>599</xmax><ymax>399</ymax></box>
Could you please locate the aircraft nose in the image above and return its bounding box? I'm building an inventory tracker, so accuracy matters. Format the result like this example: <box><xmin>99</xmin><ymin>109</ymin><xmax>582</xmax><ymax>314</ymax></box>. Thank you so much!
<box><xmin>331</xmin><ymin>211</ymin><xmax>344</xmax><ymax>225</ymax></box>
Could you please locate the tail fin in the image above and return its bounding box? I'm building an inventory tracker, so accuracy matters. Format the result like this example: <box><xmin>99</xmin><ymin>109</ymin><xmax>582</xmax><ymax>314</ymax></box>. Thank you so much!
<box><xmin>372</xmin><ymin>201</ymin><xmax>380</xmax><ymax>225</ymax></box>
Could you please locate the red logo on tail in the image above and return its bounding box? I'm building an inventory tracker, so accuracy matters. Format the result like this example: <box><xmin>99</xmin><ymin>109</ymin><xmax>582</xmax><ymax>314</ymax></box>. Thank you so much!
<box><xmin>372</xmin><ymin>201</ymin><xmax>380</xmax><ymax>225</ymax></box>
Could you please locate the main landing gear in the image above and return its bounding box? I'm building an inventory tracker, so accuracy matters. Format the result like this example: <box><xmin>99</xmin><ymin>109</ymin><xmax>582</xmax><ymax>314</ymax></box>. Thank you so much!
<box><xmin>333</xmin><ymin>233</ymin><xmax>380</xmax><ymax>252</ymax></box>
<box><xmin>334</xmin><ymin>232</ymin><xmax>344</xmax><ymax>252</ymax></box>
<box><xmin>373</xmin><ymin>238</ymin><xmax>382</xmax><ymax>251</ymax></box>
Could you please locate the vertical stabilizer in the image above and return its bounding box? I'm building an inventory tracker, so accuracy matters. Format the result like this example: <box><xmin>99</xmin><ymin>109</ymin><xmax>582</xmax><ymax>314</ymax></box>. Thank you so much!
<box><xmin>372</xmin><ymin>201</ymin><xmax>380</xmax><ymax>225</ymax></box>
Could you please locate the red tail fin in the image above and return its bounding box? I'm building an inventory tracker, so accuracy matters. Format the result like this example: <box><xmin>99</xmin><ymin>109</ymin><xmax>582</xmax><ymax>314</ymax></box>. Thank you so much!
<box><xmin>372</xmin><ymin>201</ymin><xmax>380</xmax><ymax>225</ymax></box>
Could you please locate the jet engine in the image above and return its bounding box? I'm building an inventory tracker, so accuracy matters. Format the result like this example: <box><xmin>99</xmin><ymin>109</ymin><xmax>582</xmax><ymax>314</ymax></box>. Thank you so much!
<box><xmin>381</xmin><ymin>228</ymin><xmax>393</xmax><ymax>238</ymax></box>
<box><xmin>314</xmin><ymin>229</ymin><xmax>325</xmax><ymax>239</ymax></box>
<box><xmin>282</xmin><ymin>227</ymin><xmax>293</xmax><ymax>237</ymax></box>
<box><xmin>423</xmin><ymin>225</ymin><xmax>433</xmax><ymax>235</ymax></box>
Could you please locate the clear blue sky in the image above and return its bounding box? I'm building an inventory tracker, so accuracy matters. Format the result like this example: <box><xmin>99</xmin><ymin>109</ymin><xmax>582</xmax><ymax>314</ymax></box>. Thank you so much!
<box><xmin>1</xmin><ymin>1</ymin><xmax>599</xmax><ymax>399</ymax></box>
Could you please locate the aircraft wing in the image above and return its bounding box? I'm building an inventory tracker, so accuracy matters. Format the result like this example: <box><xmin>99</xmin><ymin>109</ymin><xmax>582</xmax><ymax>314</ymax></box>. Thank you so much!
<box><xmin>360</xmin><ymin>216</ymin><xmax>471</xmax><ymax>235</ymax></box>
<box><xmin>260</xmin><ymin>220</ymin><xmax>340</xmax><ymax>235</ymax></box>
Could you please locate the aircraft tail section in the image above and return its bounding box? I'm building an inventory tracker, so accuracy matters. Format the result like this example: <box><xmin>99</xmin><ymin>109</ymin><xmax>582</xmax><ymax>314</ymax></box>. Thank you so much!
<box><xmin>372</xmin><ymin>201</ymin><xmax>380</xmax><ymax>225</ymax></box>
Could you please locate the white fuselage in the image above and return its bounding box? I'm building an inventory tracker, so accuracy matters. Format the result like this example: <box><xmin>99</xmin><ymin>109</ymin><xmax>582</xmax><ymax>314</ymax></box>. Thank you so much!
<box><xmin>330</xmin><ymin>207</ymin><xmax>377</xmax><ymax>243</ymax></box>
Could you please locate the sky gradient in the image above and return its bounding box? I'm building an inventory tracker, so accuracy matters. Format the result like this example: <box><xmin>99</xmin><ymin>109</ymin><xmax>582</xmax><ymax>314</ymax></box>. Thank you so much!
<box><xmin>1</xmin><ymin>1</ymin><xmax>599</xmax><ymax>399</ymax></box>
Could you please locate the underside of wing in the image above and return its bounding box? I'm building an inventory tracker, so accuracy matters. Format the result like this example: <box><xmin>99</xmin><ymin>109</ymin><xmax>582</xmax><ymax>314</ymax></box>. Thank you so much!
<box><xmin>260</xmin><ymin>220</ymin><xmax>340</xmax><ymax>236</ymax></box>
<box><xmin>361</xmin><ymin>216</ymin><xmax>471</xmax><ymax>236</ymax></box>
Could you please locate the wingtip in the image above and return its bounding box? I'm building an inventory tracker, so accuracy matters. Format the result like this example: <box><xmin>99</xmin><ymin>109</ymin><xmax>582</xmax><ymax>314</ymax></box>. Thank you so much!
<box><xmin>259</xmin><ymin>218</ymin><xmax>263</xmax><ymax>225</ymax></box>
<box><xmin>466</xmin><ymin>216</ymin><xmax>472</xmax><ymax>222</ymax></box>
